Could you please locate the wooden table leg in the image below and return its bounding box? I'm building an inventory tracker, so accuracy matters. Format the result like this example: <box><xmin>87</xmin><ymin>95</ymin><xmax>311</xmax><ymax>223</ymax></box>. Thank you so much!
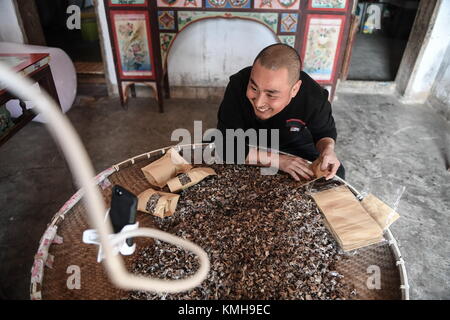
<box><xmin>130</xmin><ymin>83</ymin><xmax>136</xmax><ymax>98</ymax></box>
<box><xmin>0</xmin><ymin>64</ymin><xmax>62</xmax><ymax>147</ymax></box>
<box><xmin>164</xmin><ymin>71</ymin><xmax>170</xmax><ymax>99</ymax></box>
<box><xmin>156</xmin><ymin>79</ymin><xmax>164</xmax><ymax>113</ymax></box>
<box><xmin>37</xmin><ymin>65</ymin><xmax>62</xmax><ymax>110</ymax></box>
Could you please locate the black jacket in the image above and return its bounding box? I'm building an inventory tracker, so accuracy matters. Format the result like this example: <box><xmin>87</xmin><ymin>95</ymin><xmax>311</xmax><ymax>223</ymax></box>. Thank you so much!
<box><xmin>216</xmin><ymin>66</ymin><xmax>337</xmax><ymax>162</ymax></box>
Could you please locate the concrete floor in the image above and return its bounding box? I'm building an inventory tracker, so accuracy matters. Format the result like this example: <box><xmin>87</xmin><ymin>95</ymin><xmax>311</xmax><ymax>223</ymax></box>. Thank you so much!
<box><xmin>0</xmin><ymin>89</ymin><xmax>449</xmax><ymax>299</ymax></box>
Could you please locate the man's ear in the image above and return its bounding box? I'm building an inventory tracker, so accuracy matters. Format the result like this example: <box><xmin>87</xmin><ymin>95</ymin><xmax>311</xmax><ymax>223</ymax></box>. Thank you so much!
<box><xmin>290</xmin><ymin>80</ymin><xmax>302</xmax><ymax>98</ymax></box>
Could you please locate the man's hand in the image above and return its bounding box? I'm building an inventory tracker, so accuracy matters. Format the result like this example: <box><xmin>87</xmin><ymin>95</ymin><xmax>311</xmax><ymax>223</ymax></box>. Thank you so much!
<box><xmin>278</xmin><ymin>154</ymin><xmax>314</xmax><ymax>181</ymax></box>
<box><xmin>316</xmin><ymin>139</ymin><xmax>341</xmax><ymax>180</ymax></box>
<box><xmin>246</xmin><ymin>148</ymin><xmax>314</xmax><ymax>181</ymax></box>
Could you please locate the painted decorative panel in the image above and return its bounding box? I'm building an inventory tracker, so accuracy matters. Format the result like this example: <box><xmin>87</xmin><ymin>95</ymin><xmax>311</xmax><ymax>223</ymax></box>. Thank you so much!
<box><xmin>157</xmin><ymin>0</ymin><xmax>201</xmax><ymax>8</ymax></box>
<box><xmin>309</xmin><ymin>0</ymin><xmax>347</xmax><ymax>10</ymax></box>
<box><xmin>279</xmin><ymin>35</ymin><xmax>296</xmax><ymax>47</ymax></box>
<box><xmin>158</xmin><ymin>11</ymin><xmax>176</xmax><ymax>30</ymax></box>
<box><xmin>110</xmin><ymin>11</ymin><xmax>155</xmax><ymax>79</ymax></box>
<box><xmin>106</xmin><ymin>0</ymin><xmax>352</xmax><ymax>106</ymax></box>
<box><xmin>177</xmin><ymin>11</ymin><xmax>279</xmax><ymax>33</ymax></box>
<box><xmin>253</xmin><ymin>0</ymin><xmax>300</xmax><ymax>10</ymax></box>
<box><xmin>160</xmin><ymin>32</ymin><xmax>176</xmax><ymax>65</ymax></box>
<box><xmin>302</xmin><ymin>15</ymin><xmax>345</xmax><ymax>82</ymax></box>
<box><xmin>206</xmin><ymin>0</ymin><xmax>251</xmax><ymax>9</ymax></box>
<box><xmin>110</xmin><ymin>0</ymin><xmax>147</xmax><ymax>6</ymax></box>
<box><xmin>280</xmin><ymin>13</ymin><xmax>298</xmax><ymax>33</ymax></box>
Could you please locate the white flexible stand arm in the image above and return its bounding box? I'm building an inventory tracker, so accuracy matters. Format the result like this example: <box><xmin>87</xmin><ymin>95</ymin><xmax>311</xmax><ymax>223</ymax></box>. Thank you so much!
<box><xmin>0</xmin><ymin>63</ymin><xmax>210</xmax><ymax>293</ymax></box>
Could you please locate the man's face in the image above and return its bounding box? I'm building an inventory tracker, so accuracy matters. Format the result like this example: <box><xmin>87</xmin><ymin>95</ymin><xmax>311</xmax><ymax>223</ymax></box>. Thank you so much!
<box><xmin>246</xmin><ymin>61</ymin><xmax>301</xmax><ymax>120</ymax></box>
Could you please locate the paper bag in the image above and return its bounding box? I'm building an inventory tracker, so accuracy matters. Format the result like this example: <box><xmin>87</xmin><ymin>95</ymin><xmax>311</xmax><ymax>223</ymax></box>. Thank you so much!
<box><xmin>311</xmin><ymin>185</ymin><xmax>383</xmax><ymax>251</ymax></box>
<box><xmin>361</xmin><ymin>193</ymin><xmax>400</xmax><ymax>229</ymax></box>
<box><xmin>141</xmin><ymin>148</ymin><xmax>192</xmax><ymax>188</ymax></box>
<box><xmin>310</xmin><ymin>158</ymin><xmax>330</xmax><ymax>179</ymax></box>
<box><xmin>137</xmin><ymin>188</ymin><xmax>180</xmax><ymax>218</ymax></box>
<box><xmin>167</xmin><ymin>167</ymin><xmax>216</xmax><ymax>193</ymax></box>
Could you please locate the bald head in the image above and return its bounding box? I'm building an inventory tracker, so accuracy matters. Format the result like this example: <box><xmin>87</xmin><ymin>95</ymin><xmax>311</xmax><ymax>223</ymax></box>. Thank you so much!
<box><xmin>254</xmin><ymin>43</ymin><xmax>301</xmax><ymax>85</ymax></box>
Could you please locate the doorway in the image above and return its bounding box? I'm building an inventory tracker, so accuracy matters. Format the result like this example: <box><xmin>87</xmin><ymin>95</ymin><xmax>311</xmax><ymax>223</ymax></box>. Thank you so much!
<box><xmin>347</xmin><ymin>0</ymin><xmax>419</xmax><ymax>81</ymax></box>
<box><xmin>34</xmin><ymin>0</ymin><xmax>107</xmax><ymax>93</ymax></box>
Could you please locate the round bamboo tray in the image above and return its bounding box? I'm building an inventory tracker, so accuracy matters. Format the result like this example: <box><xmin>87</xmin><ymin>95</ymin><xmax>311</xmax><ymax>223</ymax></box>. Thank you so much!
<box><xmin>30</xmin><ymin>144</ymin><xmax>409</xmax><ymax>300</ymax></box>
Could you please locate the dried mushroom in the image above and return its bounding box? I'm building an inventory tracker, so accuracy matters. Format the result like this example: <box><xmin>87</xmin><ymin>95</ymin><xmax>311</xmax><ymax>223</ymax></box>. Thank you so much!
<box><xmin>128</xmin><ymin>164</ymin><xmax>356</xmax><ymax>300</ymax></box>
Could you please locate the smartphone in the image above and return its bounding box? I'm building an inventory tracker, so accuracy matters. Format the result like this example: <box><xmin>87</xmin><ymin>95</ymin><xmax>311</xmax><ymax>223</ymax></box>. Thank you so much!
<box><xmin>109</xmin><ymin>185</ymin><xmax>137</xmax><ymax>246</ymax></box>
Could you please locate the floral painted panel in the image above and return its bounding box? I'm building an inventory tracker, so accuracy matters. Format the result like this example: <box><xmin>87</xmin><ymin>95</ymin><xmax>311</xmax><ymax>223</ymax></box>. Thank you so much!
<box><xmin>177</xmin><ymin>11</ymin><xmax>278</xmax><ymax>33</ymax></box>
<box><xmin>160</xmin><ymin>32</ymin><xmax>176</xmax><ymax>66</ymax></box>
<box><xmin>310</xmin><ymin>0</ymin><xmax>346</xmax><ymax>9</ymax></box>
<box><xmin>157</xmin><ymin>0</ymin><xmax>201</xmax><ymax>7</ymax></box>
<box><xmin>278</xmin><ymin>35</ymin><xmax>296</xmax><ymax>47</ymax></box>
<box><xmin>206</xmin><ymin>0</ymin><xmax>251</xmax><ymax>9</ymax></box>
<box><xmin>112</xmin><ymin>12</ymin><xmax>153</xmax><ymax>77</ymax></box>
<box><xmin>303</xmin><ymin>16</ymin><xmax>343</xmax><ymax>81</ymax></box>
<box><xmin>253</xmin><ymin>0</ymin><xmax>300</xmax><ymax>10</ymax></box>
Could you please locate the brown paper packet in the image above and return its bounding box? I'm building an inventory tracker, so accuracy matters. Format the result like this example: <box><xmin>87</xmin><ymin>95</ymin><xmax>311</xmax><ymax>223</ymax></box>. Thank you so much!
<box><xmin>141</xmin><ymin>148</ymin><xmax>192</xmax><ymax>188</ymax></box>
<box><xmin>321</xmin><ymin>218</ymin><xmax>384</xmax><ymax>251</ymax></box>
<box><xmin>311</xmin><ymin>185</ymin><xmax>384</xmax><ymax>252</ymax></box>
<box><xmin>361</xmin><ymin>193</ymin><xmax>400</xmax><ymax>230</ymax></box>
<box><xmin>137</xmin><ymin>188</ymin><xmax>180</xmax><ymax>218</ymax></box>
<box><xmin>310</xmin><ymin>158</ymin><xmax>330</xmax><ymax>179</ymax></box>
<box><xmin>167</xmin><ymin>167</ymin><xmax>216</xmax><ymax>193</ymax></box>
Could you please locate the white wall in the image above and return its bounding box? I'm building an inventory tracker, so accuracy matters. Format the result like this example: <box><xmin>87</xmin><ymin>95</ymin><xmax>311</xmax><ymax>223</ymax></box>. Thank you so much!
<box><xmin>167</xmin><ymin>19</ymin><xmax>278</xmax><ymax>87</ymax></box>
<box><xmin>0</xmin><ymin>0</ymin><xmax>25</xmax><ymax>43</ymax></box>
<box><xmin>402</xmin><ymin>0</ymin><xmax>450</xmax><ymax>103</ymax></box>
<box><xmin>429</xmin><ymin>42</ymin><xmax>450</xmax><ymax>120</ymax></box>
<box><xmin>432</xmin><ymin>57</ymin><xmax>450</xmax><ymax>106</ymax></box>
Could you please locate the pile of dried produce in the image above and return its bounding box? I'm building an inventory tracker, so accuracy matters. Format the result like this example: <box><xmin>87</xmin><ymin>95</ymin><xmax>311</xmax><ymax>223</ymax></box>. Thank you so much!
<box><xmin>128</xmin><ymin>164</ymin><xmax>357</xmax><ymax>300</ymax></box>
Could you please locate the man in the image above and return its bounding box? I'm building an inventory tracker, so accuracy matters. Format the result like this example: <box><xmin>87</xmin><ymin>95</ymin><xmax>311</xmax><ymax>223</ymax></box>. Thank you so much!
<box><xmin>216</xmin><ymin>43</ymin><xmax>344</xmax><ymax>181</ymax></box>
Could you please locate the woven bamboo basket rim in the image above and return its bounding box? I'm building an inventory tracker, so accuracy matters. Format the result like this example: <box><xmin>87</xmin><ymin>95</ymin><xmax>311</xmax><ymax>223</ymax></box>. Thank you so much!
<box><xmin>29</xmin><ymin>143</ymin><xmax>410</xmax><ymax>300</ymax></box>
